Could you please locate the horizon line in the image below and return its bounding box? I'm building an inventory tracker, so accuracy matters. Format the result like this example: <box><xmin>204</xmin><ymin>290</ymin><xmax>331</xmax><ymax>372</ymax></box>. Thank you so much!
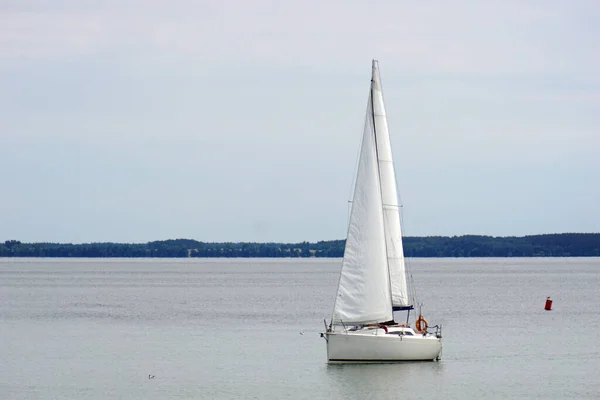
<box><xmin>3</xmin><ymin>232</ymin><xmax>599</xmax><ymax>246</ymax></box>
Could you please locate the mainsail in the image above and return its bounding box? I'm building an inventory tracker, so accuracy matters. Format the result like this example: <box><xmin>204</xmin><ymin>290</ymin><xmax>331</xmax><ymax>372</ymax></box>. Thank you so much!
<box><xmin>331</xmin><ymin>60</ymin><xmax>411</xmax><ymax>325</ymax></box>
<box><xmin>331</xmin><ymin>83</ymin><xmax>393</xmax><ymax>325</ymax></box>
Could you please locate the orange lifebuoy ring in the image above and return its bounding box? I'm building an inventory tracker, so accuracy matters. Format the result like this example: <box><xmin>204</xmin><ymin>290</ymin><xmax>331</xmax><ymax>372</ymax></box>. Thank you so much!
<box><xmin>415</xmin><ymin>315</ymin><xmax>428</xmax><ymax>332</ymax></box>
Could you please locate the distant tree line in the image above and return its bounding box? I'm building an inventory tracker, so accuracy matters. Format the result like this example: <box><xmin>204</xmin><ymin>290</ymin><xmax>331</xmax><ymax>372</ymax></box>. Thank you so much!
<box><xmin>1</xmin><ymin>233</ymin><xmax>599</xmax><ymax>258</ymax></box>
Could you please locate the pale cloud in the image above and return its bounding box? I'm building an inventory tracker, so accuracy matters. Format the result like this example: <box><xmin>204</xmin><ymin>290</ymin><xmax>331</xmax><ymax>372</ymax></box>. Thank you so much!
<box><xmin>2</xmin><ymin>1</ymin><xmax>599</xmax><ymax>74</ymax></box>
<box><xmin>0</xmin><ymin>0</ymin><xmax>599</xmax><ymax>242</ymax></box>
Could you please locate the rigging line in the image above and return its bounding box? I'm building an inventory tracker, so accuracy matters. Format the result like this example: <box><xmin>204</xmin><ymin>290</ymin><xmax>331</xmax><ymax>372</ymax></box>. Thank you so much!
<box><xmin>408</xmin><ymin>265</ymin><xmax>419</xmax><ymax>309</ymax></box>
<box><xmin>346</xmin><ymin>96</ymin><xmax>372</xmax><ymax>224</ymax></box>
<box><xmin>398</xmin><ymin>201</ymin><xmax>419</xmax><ymax>307</ymax></box>
<box><xmin>388</xmin><ymin>231</ymin><xmax>411</xmax><ymax>307</ymax></box>
<box><xmin>396</xmin><ymin>172</ymin><xmax>405</xmax><ymax>214</ymax></box>
<box><xmin>403</xmin><ymin>228</ymin><xmax>418</xmax><ymax>305</ymax></box>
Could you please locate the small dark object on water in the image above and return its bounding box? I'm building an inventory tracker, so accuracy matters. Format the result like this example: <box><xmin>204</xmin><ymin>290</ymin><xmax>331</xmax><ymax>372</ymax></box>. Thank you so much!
<box><xmin>149</xmin><ymin>374</ymin><xmax>155</xmax><ymax>379</ymax></box>
<box><xmin>544</xmin><ymin>297</ymin><xmax>553</xmax><ymax>311</ymax></box>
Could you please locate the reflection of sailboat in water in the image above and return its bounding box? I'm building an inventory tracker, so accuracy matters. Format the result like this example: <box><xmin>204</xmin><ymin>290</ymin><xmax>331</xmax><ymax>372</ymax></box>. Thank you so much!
<box><xmin>326</xmin><ymin>362</ymin><xmax>445</xmax><ymax>395</ymax></box>
<box><xmin>321</xmin><ymin>60</ymin><xmax>442</xmax><ymax>363</ymax></box>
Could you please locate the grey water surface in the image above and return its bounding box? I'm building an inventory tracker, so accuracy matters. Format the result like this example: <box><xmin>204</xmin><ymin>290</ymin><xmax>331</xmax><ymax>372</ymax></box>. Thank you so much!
<box><xmin>1</xmin><ymin>257</ymin><xmax>599</xmax><ymax>399</ymax></box>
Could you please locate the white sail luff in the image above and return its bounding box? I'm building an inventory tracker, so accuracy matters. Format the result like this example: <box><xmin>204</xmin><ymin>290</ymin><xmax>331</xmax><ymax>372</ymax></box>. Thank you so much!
<box><xmin>371</xmin><ymin>60</ymin><xmax>410</xmax><ymax>308</ymax></box>
<box><xmin>331</xmin><ymin>88</ymin><xmax>393</xmax><ymax>325</ymax></box>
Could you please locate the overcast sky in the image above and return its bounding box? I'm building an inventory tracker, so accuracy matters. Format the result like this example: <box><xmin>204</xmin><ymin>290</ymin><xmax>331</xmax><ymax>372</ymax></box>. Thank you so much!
<box><xmin>1</xmin><ymin>0</ymin><xmax>599</xmax><ymax>244</ymax></box>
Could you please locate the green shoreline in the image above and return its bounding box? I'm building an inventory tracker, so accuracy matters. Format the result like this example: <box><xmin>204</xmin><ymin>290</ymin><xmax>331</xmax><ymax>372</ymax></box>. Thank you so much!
<box><xmin>2</xmin><ymin>233</ymin><xmax>599</xmax><ymax>258</ymax></box>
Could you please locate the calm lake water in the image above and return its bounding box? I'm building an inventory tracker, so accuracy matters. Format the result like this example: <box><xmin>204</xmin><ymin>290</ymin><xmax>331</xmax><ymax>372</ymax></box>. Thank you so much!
<box><xmin>1</xmin><ymin>257</ymin><xmax>599</xmax><ymax>399</ymax></box>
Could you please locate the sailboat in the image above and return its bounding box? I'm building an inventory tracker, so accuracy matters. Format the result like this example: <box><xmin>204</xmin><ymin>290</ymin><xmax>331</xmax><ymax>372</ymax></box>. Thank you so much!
<box><xmin>321</xmin><ymin>60</ymin><xmax>442</xmax><ymax>363</ymax></box>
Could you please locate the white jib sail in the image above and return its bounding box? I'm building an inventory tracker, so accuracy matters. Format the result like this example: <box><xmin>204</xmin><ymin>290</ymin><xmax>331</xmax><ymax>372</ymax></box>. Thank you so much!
<box><xmin>332</xmin><ymin>86</ymin><xmax>393</xmax><ymax>325</ymax></box>
<box><xmin>371</xmin><ymin>60</ymin><xmax>410</xmax><ymax>308</ymax></box>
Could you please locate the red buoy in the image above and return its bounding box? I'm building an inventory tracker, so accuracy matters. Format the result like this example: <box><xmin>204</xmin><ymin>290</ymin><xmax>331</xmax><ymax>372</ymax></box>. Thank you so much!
<box><xmin>544</xmin><ymin>297</ymin><xmax>553</xmax><ymax>310</ymax></box>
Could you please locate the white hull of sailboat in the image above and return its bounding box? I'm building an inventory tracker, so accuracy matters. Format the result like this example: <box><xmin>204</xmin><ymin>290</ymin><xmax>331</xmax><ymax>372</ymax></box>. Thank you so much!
<box><xmin>326</xmin><ymin>331</ymin><xmax>442</xmax><ymax>363</ymax></box>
